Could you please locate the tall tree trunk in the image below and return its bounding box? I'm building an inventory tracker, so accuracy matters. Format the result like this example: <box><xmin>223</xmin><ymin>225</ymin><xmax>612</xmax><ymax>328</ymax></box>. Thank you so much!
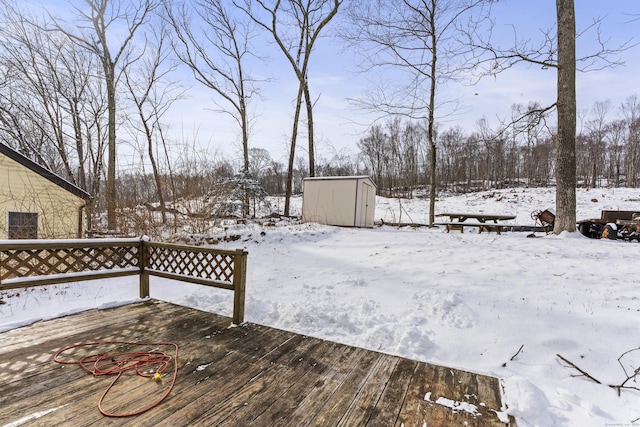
<box><xmin>554</xmin><ymin>0</ymin><xmax>576</xmax><ymax>233</ymax></box>
<box><xmin>143</xmin><ymin>121</ymin><xmax>166</xmax><ymax>223</ymax></box>
<box><xmin>237</xmin><ymin>0</ymin><xmax>339</xmax><ymax>213</ymax></box>
<box><xmin>105</xmin><ymin>61</ymin><xmax>117</xmax><ymax>231</ymax></box>
<box><xmin>241</xmin><ymin>95</ymin><xmax>250</xmax><ymax>217</ymax></box>
<box><xmin>427</xmin><ymin>0</ymin><xmax>437</xmax><ymax>228</ymax></box>
<box><xmin>284</xmin><ymin>85</ymin><xmax>305</xmax><ymax>217</ymax></box>
<box><xmin>71</xmin><ymin>100</ymin><xmax>87</xmax><ymax>191</ymax></box>
<box><xmin>304</xmin><ymin>81</ymin><xmax>315</xmax><ymax>177</ymax></box>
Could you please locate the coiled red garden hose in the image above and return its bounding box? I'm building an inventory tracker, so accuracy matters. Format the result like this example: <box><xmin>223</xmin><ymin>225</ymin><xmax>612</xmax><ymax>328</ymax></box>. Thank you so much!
<box><xmin>54</xmin><ymin>341</ymin><xmax>179</xmax><ymax>417</ymax></box>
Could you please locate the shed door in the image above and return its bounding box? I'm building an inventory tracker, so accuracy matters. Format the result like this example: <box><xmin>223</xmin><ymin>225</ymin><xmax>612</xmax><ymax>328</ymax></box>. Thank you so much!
<box><xmin>359</xmin><ymin>182</ymin><xmax>374</xmax><ymax>227</ymax></box>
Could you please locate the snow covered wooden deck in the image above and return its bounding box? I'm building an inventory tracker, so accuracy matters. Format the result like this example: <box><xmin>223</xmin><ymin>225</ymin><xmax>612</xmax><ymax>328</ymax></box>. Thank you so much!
<box><xmin>0</xmin><ymin>300</ymin><xmax>515</xmax><ymax>426</ymax></box>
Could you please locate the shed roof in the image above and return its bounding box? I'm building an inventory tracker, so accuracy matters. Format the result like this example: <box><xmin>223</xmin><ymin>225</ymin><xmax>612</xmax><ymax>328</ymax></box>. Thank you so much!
<box><xmin>303</xmin><ymin>175</ymin><xmax>377</xmax><ymax>187</ymax></box>
<box><xmin>0</xmin><ymin>143</ymin><xmax>92</xmax><ymax>201</ymax></box>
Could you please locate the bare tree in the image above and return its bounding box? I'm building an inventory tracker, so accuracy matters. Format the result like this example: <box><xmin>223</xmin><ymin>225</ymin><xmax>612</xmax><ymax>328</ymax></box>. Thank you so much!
<box><xmin>164</xmin><ymin>0</ymin><xmax>265</xmax><ymax>218</ymax></box>
<box><xmin>235</xmin><ymin>0</ymin><xmax>341</xmax><ymax>217</ymax></box>
<box><xmin>248</xmin><ymin>147</ymin><xmax>273</xmax><ymax>181</ymax></box>
<box><xmin>554</xmin><ymin>0</ymin><xmax>577</xmax><ymax>233</ymax></box>
<box><xmin>53</xmin><ymin>0</ymin><xmax>158</xmax><ymax>231</ymax></box>
<box><xmin>344</xmin><ymin>0</ymin><xmax>491</xmax><ymax>226</ymax></box>
<box><xmin>164</xmin><ymin>0</ymin><xmax>261</xmax><ymax>203</ymax></box>
<box><xmin>466</xmin><ymin>1</ymin><xmax>634</xmax><ymax>233</ymax></box>
<box><xmin>123</xmin><ymin>21</ymin><xmax>185</xmax><ymax>223</ymax></box>
<box><xmin>0</xmin><ymin>0</ymin><xmax>107</xmax><ymax>199</ymax></box>
<box><xmin>582</xmin><ymin>100</ymin><xmax>610</xmax><ymax>188</ymax></box>
<box><xmin>605</xmin><ymin>119</ymin><xmax>625</xmax><ymax>186</ymax></box>
<box><xmin>0</xmin><ymin>4</ymin><xmax>74</xmax><ymax>173</ymax></box>
<box><xmin>357</xmin><ymin>124</ymin><xmax>387</xmax><ymax>191</ymax></box>
<box><xmin>350</xmin><ymin>93</ymin><xmax>640</xmax><ymax>195</ymax></box>
<box><xmin>437</xmin><ymin>126</ymin><xmax>466</xmax><ymax>188</ymax></box>
<box><xmin>620</xmin><ymin>95</ymin><xmax>640</xmax><ymax>187</ymax></box>
<box><xmin>508</xmin><ymin>102</ymin><xmax>553</xmax><ymax>185</ymax></box>
<box><xmin>475</xmin><ymin>117</ymin><xmax>504</xmax><ymax>189</ymax></box>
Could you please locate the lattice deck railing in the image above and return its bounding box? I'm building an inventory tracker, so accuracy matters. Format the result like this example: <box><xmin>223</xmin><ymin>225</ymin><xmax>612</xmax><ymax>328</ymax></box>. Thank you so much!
<box><xmin>0</xmin><ymin>239</ymin><xmax>247</xmax><ymax>324</ymax></box>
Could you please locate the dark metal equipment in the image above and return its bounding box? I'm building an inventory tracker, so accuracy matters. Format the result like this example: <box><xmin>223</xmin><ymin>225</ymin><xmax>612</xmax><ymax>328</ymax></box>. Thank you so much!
<box><xmin>577</xmin><ymin>210</ymin><xmax>640</xmax><ymax>241</ymax></box>
<box><xmin>531</xmin><ymin>209</ymin><xmax>555</xmax><ymax>235</ymax></box>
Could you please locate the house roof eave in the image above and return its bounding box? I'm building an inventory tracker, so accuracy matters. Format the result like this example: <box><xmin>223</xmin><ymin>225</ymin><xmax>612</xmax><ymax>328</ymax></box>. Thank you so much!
<box><xmin>0</xmin><ymin>143</ymin><xmax>92</xmax><ymax>201</ymax></box>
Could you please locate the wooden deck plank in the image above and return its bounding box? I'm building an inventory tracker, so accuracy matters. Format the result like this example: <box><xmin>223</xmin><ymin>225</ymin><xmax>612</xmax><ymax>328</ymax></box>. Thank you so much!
<box><xmin>0</xmin><ymin>302</ymin><xmax>219</xmax><ymax>426</ymax></box>
<box><xmin>336</xmin><ymin>354</ymin><xmax>401</xmax><ymax>426</ymax></box>
<box><xmin>305</xmin><ymin>349</ymin><xmax>387</xmax><ymax>426</ymax></box>
<box><xmin>0</xmin><ymin>305</ymin><xmax>134</xmax><ymax>352</ymax></box>
<box><xmin>0</xmin><ymin>300</ymin><xmax>515</xmax><ymax>426</ymax></box>
<box><xmin>162</xmin><ymin>334</ymin><xmax>312</xmax><ymax>425</ymax></box>
<box><xmin>396</xmin><ymin>361</ymin><xmax>510</xmax><ymax>427</ymax></box>
<box><xmin>264</xmin><ymin>344</ymin><xmax>371</xmax><ymax>426</ymax></box>
<box><xmin>245</xmin><ymin>340</ymin><xmax>351</xmax><ymax>426</ymax></box>
<box><xmin>75</xmin><ymin>308</ymin><xmax>238</xmax><ymax>424</ymax></box>
<box><xmin>195</xmin><ymin>337</ymin><xmax>330</xmax><ymax>426</ymax></box>
<box><xmin>364</xmin><ymin>357</ymin><xmax>419</xmax><ymax>425</ymax></box>
<box><xmin>0</xmin><ymin>302</ymin><xmax>199</xmax><ymax>404</ymax></box>
<box><xmin>140</xmin><ymin>326</ymin><xmax>295</xmax><ymax>426</ymax></box>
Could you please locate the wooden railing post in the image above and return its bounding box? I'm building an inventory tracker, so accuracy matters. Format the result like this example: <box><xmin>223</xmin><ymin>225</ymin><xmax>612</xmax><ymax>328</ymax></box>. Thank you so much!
<box><xmin>139</xmin><ymin>240</ymin><xmax>150</xmax><ymax>298</ymax></box>
<box><xmin>232</xmin><ymin>249</ymin><xmax>248</xmax><ymax>324</ymax></box>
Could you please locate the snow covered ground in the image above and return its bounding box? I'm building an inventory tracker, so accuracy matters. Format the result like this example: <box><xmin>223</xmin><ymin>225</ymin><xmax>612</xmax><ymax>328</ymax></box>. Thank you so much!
<box><xmin>2</xmin><ymin>187</ymin><xmax>640</xmax><ymax>426</ymax></box>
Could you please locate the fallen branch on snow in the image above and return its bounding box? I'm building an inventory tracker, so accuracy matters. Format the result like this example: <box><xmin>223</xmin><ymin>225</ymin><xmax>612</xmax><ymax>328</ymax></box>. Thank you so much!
<box><xmin>556</xmin><ymin>354</ymin><xmax>601</xmax><ymax>384</ymax></box>
<box><xmin>610</xmin><ymin>346</ymin><xmax>640</xmax><ymax>396</ymax></box>
<box><xmin>558</xmin><ymin>350</ymin><xmax>640</xmax><ymax>397</ymax></box>
<box><xmin>511</xmin><ymin>344</ymin><xmax>524</xmax><ymax>361</ymax></box>
<box><xmin>503</xmin><ymin>344</ymin><xmax>525</xmax><ymax>367</ymax></box>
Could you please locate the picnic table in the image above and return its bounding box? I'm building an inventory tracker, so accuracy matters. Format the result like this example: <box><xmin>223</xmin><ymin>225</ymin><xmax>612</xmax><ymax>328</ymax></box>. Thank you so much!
<box><xmin>434</xmin><ymin>212</ymin><xmax>517</xmax><ymax>234</ymax></box>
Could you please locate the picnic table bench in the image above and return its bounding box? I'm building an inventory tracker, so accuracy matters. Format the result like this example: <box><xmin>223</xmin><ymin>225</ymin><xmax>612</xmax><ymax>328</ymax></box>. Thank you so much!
<box><xmin>434</xmin><ymin>212</ymin><xmax>517</xmax><ymax>235</ymax></box>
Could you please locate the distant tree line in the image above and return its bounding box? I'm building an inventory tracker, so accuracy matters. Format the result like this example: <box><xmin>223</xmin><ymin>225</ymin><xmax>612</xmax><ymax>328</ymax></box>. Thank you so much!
<box><xmin>245</xmin><ymin>95</ymin><xmax>640</xmax><ymax>199</ymax></box>
<box><xmin>117</xmin><ymin>92</ymin><xmax>638</xmax><ymax>208</ymax></box>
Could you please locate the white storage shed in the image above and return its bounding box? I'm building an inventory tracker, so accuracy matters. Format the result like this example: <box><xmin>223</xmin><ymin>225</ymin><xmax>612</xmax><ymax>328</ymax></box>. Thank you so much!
<box><xmin>302</xmin><ymin>176</ymin><xmax>376</xmax><ymax>228</ymax></box>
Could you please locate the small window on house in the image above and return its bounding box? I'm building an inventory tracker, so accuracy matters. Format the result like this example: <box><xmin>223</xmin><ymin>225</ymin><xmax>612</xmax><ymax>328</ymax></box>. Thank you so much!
<box><xmin>8</xmin><ymin>212</ymin><xmax>38</xmax><ymax>239</ymax></box>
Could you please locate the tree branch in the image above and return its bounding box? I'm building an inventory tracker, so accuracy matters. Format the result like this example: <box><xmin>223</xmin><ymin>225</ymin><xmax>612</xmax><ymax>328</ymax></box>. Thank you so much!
<box><xmin>557</xmin><ymin>353</ymin><xmax>602</xmax><ymax>384</ymax></box>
